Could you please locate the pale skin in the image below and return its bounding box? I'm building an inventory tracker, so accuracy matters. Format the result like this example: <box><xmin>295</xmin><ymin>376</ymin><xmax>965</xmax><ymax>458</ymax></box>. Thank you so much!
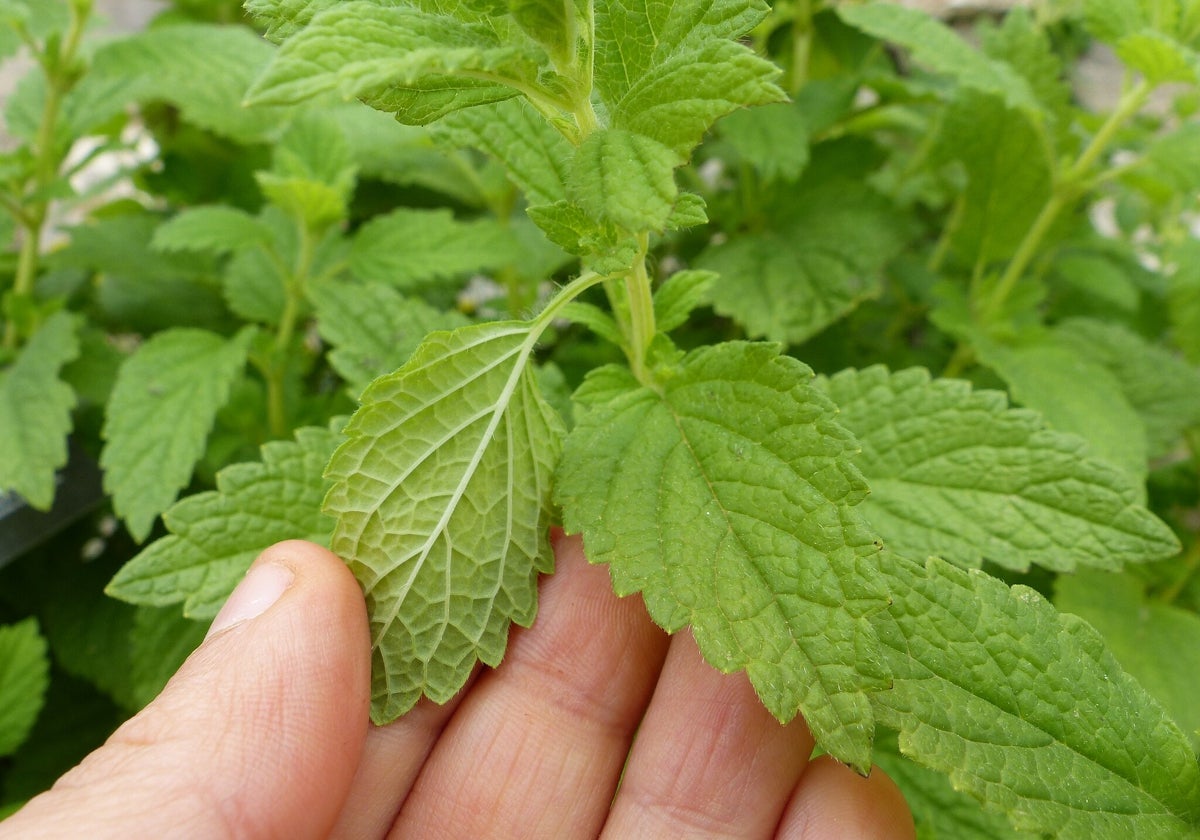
<box><xmin>1</xmin><ymin>533</ymin><xmax>915</xmax><ymax>839</ymax></box>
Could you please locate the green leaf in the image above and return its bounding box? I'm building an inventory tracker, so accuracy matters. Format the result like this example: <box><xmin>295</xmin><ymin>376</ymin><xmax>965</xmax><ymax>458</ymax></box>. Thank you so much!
<box><xmin>974</xmin><ymin>332</ymin><xmax>1150</xmax><ymax>484</ymax></box>
<box><xmin>873</xmin><ymin>556</ymin><xmax>1200</xmax><ymax>839</ymax></box>
<box><xmin>716</xmin><ymin>102</ymin><xmax>811</xmax><ymax>182</ymax></box>
<box><xmin>1054</xmin><ymin>318</ymin><xmax>1200</xmax><ymax>459</ymax></box>
<box><xmin>697</xmin><ymin>179</ymin><xmax>910</xmax><ymax>344</ymax></box>
<box><xmin>0</xmin><ymin>311</ymin><xmax>79</xmax><ymax>510</ymax></box>
<box><xmin>934</xmin><ymin>92</ymin><xmax>1054</xmax><ymax>266</ymax></box>
<box><xmin>307</xmin><ymin>279</ymin><xmax>470</xmax><ymax>392</ymax></box>
<box><xmin>567</xmin><ymin>129</ymin><xmax>680</xmax><ymax>233</ymax></box>
<box><xmin>873</xmin><ymin>734</ymin><xmax>1025</xmax><ymax>840</ymax></box>
<box><xmin>106</xmin><ymin>422</ymin><xmax>342</xmax><ymax>618</ymax></box>
<box><xmin>555</xmin><ymin>342</ymin><xmax>890</xmax><ymax>772</ymax></box>
<box><xmin>153</xmin><ymin>207</ymin><xmax>275</xmax><ymax>255</ymax></box>
<box><xmin>434</xmin><ymin>99</ymin><xmax>572</xmax><ymax>205</ymax></box>
<box><xmin>101</xmin><ymin>327</ymin><xmax>256</xmax><ymax>542</ymax></box>
<box><xmin>351</xmin><ymin>208</ymin><xmax>518</xmax><ymax>289</ymax></box>
<box><xmin>815</xmin><ymin>366</ymin><xmax>1180</xmax><ymax>572</ymax></box>
<box><xmin>245</xmin><ymin>3</ymin><xmax>528</xmax><ymax>123</ymax></box>
<box><xmin>0</xmin><ymin>619</ymin><xmax>50</xmax><ymax>758</ymax></box>
<box><xmin>1056</xmin><ymin>570</ymin><xmax>1200</xmax><ymax>754</ymax></box>
<box><xmin>324</xmin><ymin>321</ymin><xmax>564</xmax><ymax>723</ymax></box>
<box><xmin>559</xmin><ymin>301</ymin><xmax>625</xmax><ymax>347</ymax></box>
<box><xmin>1116</xmin><ymin>30</ymin><xmax>1199</xmax><ymax>83</ymax></box>
<box><xmin>510</xmin><ymin>0</ymin><xmax>587</xmax><ymax>64</ymax></box>
<box><xmin>1169</xmin><ymin>241</ymin><xmax>1200</xmax><ymax>364</ymax></box>
<box><xmin>837</xmin><ymin>3</ymin><xmax>1043</xmax><ymax>114</ymax></box>
<box><xmin>244</xmin><ymin>0</ymin><xmax>338</xmax><ymax>42</ymax></box>
<box><xmin>654</xmin><ymin>270</ymin><xmax>717</xmax><ymax>333</ymax></box>
<box><xmin>979</xmin><ymin>8</ymin><xmax>1072</xmax><ymax>122</ymax></box>
<box><xmin>593</xmin><ymin>0</ymin><xmax>784</xmax><ymax>156</ymax></box>
<box><xmin>1142</xmin><ymin>122</ymin><xmax>1200</xmax><ymax>193</ymax></box>
<box><xmin>80</xmin><ymin>24</ymin><xmax>290</xmax><ymax>145</ymax></box>
<box><xmin>525</xmin><ymin>200</ymin><xmax>634</xmax><ymax>268</ymax></box>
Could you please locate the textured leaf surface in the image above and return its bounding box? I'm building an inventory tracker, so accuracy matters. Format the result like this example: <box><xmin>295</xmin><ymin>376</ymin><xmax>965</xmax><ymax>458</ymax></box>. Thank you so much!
<box><xmin>324</xmin><ymin>322</ymin><xmax>564</xmax><ymax>723</ymax></box>
<box><xmin>434</xmin><ymin>99</ymin><xmax>572</xmax><ymax>205</ymax></box>
<box><xmin>351</xmin><ymin>208</ymin><xmax>518</xmax><ymax>289</ymax></box>
<box><xmin>555</xmin><ymin>342</ymin><xmax>890</xmax><ymax>771</ymax></box>
<box><xmin>593</xmin><ymin>0</ymin><xmax>783</xmax><ymax>156</ymax></box>
<box><xmin>974</xmin><ymin>333</ymin><xmax>1149</xmax><ymax>483</ymax></box>
<box><xmin>106</xmin><ymin>423</ymin><xmax>341</xmax><ymax>618</ymax></box>
<box><xmin>0</xmin><ymin>312</ymin><xmax>79</xmax><ymax>510</ymax></box>
<box><xmin>717</xmin><ymin>102</ymin><xmax>811</xmax><ymax>182</ymax></box>
<box><xmin>873</xmin><ymin>735</ymin><xmax>1024</xmax><ymax>840</ymax></box>
<box><xmin>568</xmin><ymin>129</ymin><xmax>679</xmax><ymax>232</ymax></box>
<box><xmin>245</xmin><ymin>3</ymin><xmax>526</xmax><ymax>122</ymax></box>
<box><xmin>697</xmin><ymin>180</ymin><xmax>909</xmax><ymax>344</ymax></box>
<box><xmin>837</xmin><ymin>3</ymin><xmax>1042</xmax><ymax>113</ymax></box>
<box><xmin>102</xmin><ymin>328</ymin><xmax>255</xmax><ymax>542</ymax></box>
<box><xmin>1056</xmin><ymin>570</ymin><xmax>1200</xmax><ymax>754</ymax></box>
<box><xmin>153</xmin><ymin>207</ymin><xmax>274</xmax><ymax>254</ymax></box>
<box><xmin>0</xmin><ymin>619</ymin><xmax>49</xmax><ymax>758</ymax></box>
<box><xmin>308</xmin><ymin>280</ymin><xmax>469</xmax><ymax>391</ymax></box>
<box><xmin>1054</xmin><ymin>317</ymin><xmax>1200</xmax><ymax>459</ymax></box>
<box><xmin>872</xmin><ymin>556</ymin><xmax>1200</xmax><ymax>839</ymax></box>
<box><xmin>816</xmin><ymin>366</ymin><xmax>1179</xmax><ymax>572</ymax></box>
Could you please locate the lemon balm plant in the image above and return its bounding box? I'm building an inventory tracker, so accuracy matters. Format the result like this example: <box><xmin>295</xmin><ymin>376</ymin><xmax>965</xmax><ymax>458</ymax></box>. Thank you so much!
<box><xmin>4</xmin><ymin>0</ymin><xmax>1200</xmax><ymax>836</ymax></box>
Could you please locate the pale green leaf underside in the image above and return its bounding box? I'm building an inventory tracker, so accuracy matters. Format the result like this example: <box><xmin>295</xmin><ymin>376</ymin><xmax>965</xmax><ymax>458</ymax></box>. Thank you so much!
<box><xmin>0</xmin><ymin>619</ymin><xmax>50</xmax><ymax>758</ymax></box>
<box><xmin>816</xmin><ymin>366</ymin><xmax>1179</xmax><ymax>572</ymax></box>
<box><xmin>836</xmin><ymin>3</ymin><xmax>1043</xmax><ymax>114</ymax></box>
<box><xmin>324</xmin><ymin>321</ymin><xmax>564</xmax><ymax>723</ymax></box>
<box><xmin>873</xmin><ymin>556</ymin><xmax>1200</xmax><ymax>838</ymax></box>
<box><xmin>106</xmin><ymin>423</ymin><xmax>341</xmax><ymax>618</ymax></box>
<box><xmin>102</xmin><ymin>327</ymin><xmax>255</xmax><ymax>542</ymax></box>
<box><xmin>555</xmin><ymin>342</ymin><xmax>889</xmax><ymax>772</ymax></box>
<box><xmin>0</xmin><ymin>311</ymin><xmax>79</xmax><ymax>510</ymax></box>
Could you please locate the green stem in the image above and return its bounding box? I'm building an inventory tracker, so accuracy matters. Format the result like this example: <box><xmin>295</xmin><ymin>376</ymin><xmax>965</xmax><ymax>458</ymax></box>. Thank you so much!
<box><xmin>788</xmin><ymin>0</ymin><xmax>812</xmax><ymax>95</ymax></box>
<box><xmin>265</xmin><ymin>224</ymin><xmax>316</xmax><ymax>438</ymax></box>
<box><xmin>4</xmin><ymin>3</ymin><xmax>89</xmax><ymax>351</ymax></box>
<box><xmin>978</xmin><ymin>77</ymin><xmax>1151</xmax><ymax>325</ymax></box>
<box><xmin>619</xmin><ymin>235</ymin><xmax>657</xmax><ymax>381</ymax></box>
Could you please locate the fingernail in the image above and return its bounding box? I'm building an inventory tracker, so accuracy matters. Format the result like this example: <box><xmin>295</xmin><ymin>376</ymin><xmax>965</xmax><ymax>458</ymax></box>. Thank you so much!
<box><xmin>206</xmin><ymin>562</ymin><xmax>295</xmax><ymax>639</ymax></box>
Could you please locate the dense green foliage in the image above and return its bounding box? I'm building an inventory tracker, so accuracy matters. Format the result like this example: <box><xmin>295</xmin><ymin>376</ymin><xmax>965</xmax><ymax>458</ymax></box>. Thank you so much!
<box><xmin>2</xmin><ymin>0</ymin><xmax>1200</xmax><ymax>835</ymax></box>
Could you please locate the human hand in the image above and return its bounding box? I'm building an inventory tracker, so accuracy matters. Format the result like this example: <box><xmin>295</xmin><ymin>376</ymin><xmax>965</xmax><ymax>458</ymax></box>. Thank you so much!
<box><xmin>1</xmin><ymin>533</ymin><xmax>914</xmax><ymax>839</ymax></box>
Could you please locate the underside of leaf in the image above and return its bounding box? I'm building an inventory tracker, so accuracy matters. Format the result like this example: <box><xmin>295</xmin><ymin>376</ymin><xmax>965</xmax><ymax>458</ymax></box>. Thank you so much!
<box><xmin>323</xmin><ymin>321</ymin><xmax>564</xmax><ymax>723</ymax></box>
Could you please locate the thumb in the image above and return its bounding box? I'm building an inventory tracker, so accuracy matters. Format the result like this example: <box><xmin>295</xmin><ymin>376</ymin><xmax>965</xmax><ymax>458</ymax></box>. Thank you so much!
<box><xmin>1</xmin><ymin>541</ymin><xmax>371</xmax><ymax>840</ymax></box>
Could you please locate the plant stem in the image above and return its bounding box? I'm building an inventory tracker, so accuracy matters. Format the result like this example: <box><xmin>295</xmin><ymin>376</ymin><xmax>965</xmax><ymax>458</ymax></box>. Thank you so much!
<box><xmin>623</xmin><ymin>234</ymin><xmax>656</xmax><ymax>383</ymax></box>
<box><xmin>3</xmin><ymin>3</ymin><xmax>90</xmax><ymax>351</ymax></box>
<box><xmin>977</xmin><ymin>76</ymin><xmax>1151</xmax><ymax>325</ymax></box>
<box><xmin>265</xmin><ymin>224</ymin><xmax>316</xmax><ymax>438</ymax></box>
<box><xmin>788</xmin><ymin>0</ymin><xmax>812</xmax><ymax>95</ymax></box>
